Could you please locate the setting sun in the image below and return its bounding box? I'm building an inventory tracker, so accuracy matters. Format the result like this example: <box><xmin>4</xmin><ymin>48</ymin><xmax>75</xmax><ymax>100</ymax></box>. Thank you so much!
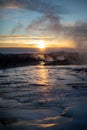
<box><xmin>37</xmin><ymin>40</ymin><xmax>45</xmax><ymax>49</ymax></box>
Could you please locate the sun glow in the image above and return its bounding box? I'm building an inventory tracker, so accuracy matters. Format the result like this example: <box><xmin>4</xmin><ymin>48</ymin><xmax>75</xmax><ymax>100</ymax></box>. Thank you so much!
<box><xmin>37</xmin><ymin>40</ymin><xmax>45</xmax><ymax>49</ymax></box>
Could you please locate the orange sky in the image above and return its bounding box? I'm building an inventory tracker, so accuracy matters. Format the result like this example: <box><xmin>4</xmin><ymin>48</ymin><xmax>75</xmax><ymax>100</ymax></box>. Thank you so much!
<box><xmin>0</xmin><ymin>35</ymin><xmax>75</xmax><ymax>49</ymax></box>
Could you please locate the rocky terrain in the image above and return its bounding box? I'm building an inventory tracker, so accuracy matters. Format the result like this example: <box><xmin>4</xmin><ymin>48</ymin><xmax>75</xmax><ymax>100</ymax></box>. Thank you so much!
<box><xmin>0</xmin><ymin>51</ymin><xmax>86</xmax><ymax>68</ymax></box>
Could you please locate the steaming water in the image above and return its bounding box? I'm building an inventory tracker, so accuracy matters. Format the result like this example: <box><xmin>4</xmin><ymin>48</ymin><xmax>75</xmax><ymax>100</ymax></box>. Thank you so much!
<box><xmin>0</xmin><ymin>65</ymin><xmax>87</xmax><ymax>129</ymax></box>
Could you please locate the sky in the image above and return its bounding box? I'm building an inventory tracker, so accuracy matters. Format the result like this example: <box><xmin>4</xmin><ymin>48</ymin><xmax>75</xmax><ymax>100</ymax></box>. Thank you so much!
<box><xmin>0</xmin><ymin>0</ymin><xmax>87</xmax><ymax>52</ymax></box>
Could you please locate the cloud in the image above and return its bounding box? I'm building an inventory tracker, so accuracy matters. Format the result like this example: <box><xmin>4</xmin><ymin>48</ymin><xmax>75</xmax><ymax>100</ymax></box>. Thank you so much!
<box><xmin>0</xmin><ymin>0</ymin><xmax>21</xmax><ymax>9</ymax></box>
<box><xmin>26</xmin><ymin>13</ymin><xmax>62</xmax><ymax>38</ymax></box>
<box><xmin>0</xmin><ymin>0</ymin><xmax>65</xmax><ymax>14</ymax></box>
<box><xmin>24</xmin><ymin>0</ymin><xmax>63</xmax><ymax>37</ymax></box>
<box><xmin>0</xmin><ymin>0</ymin><xmax>65</xmax><ymax>36</ymax></box>
<box><xmin>0</xmin><ymin>34</ymin><xmax>56</xmax><ymax>41</ymax></box>
<box><xmin>63</xmin><ymin>21</ymin><xmax>87</xmax><ymax>51</ymax></box>
<box><xmin>73</xmin><ymin>22</ymin><xmax>87</xmax><ymax>51</ymax></box>
<box><xmin>11</xmin><ymin>21</ymin><xmax>23</xmax><ymax>34</ymax></box>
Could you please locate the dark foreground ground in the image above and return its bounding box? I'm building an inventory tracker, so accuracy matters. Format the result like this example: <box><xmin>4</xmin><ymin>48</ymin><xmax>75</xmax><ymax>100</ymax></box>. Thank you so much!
<box><xmin>0</xmin><ymin>51</ymin><xmax>84</xmax><ymax>69</ymax></box>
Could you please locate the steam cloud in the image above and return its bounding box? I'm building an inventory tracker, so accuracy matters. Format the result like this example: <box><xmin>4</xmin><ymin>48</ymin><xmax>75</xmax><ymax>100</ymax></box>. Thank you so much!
<box><xmin>64</xmin><ymin>22</ymin><xmax>87</xmax><ymax>52</ymax></box>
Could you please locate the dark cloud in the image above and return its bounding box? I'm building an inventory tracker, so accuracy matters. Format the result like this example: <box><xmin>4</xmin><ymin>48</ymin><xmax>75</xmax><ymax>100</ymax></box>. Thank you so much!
<box><xmin>0</xmin><ymin>0</ymin><xmax>66</xmax><ymax>14</ymax></box>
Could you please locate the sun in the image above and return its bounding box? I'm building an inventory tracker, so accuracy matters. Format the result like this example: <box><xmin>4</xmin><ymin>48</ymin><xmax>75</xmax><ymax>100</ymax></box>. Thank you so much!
<box><xmin>37</xmin><ymin>40</ymin><xmax>45</xmax><ymax>49</ymax></box>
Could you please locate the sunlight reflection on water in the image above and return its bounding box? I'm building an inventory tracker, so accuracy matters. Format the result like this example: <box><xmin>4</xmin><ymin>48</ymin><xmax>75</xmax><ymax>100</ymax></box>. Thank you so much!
<box><xmin>0</xmin><ymin>65</ymin><xmax>87</xmax><ymax>129</ymax></box>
